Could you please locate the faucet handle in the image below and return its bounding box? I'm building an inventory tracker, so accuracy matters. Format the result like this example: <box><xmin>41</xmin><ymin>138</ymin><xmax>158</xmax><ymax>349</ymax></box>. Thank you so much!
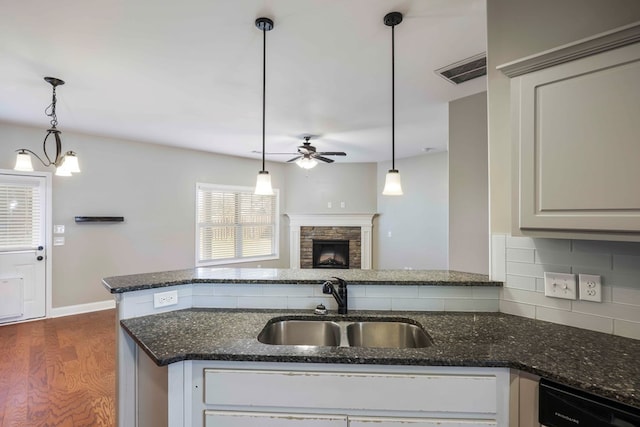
<box><xmin>332</xmin><ymin>277</ymin><xmax>347</xmax><ymax>287</ymax></box>
<box><xmin>321</xmin><ymin>280</ymin><xmax>334</xmax><ymax>294</ymax></box>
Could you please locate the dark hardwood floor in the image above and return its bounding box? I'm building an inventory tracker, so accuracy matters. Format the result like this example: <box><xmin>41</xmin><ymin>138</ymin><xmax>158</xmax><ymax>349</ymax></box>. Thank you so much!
<box><xmin>0</xmin><ymin>309</ymin><xmax>116</xmax><ymax>426</ymax></box>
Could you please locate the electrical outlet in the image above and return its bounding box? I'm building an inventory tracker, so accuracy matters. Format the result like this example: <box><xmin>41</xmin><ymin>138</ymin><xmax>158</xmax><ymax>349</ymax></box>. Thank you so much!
<box><xmin>578</xmin><ymin>274</ymin><xmax>602</xmax><ymax>302</ymax></box>
<box><xmin>544</xmin><ymin>272</ymin><xmax>577</xmax><ymax>300</ymax></box>
<box><xmin>154</xmin><ymin>290</ymin><xmax>178</xmax><ymax>308</ymax></box>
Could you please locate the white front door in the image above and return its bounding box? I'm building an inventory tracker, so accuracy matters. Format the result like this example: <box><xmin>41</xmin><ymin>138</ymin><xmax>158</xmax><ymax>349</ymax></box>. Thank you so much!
<box><xmin>0</xmin><ymin>172</ymin><xmax>47</xmax><ymax>323</ymax></box>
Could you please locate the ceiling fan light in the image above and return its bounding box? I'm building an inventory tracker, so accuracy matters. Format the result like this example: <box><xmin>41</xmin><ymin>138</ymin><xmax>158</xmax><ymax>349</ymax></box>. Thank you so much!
<box><xmin>14</xmin><ymin>150</ymin><xmax>34</xmax><ymax>172</ymax></box>
<box><xmin>296</xmin><ymin>157</ymin><xmax>318</xmax><ymax>169</ymax></box>
<box><xmin>382</xmin><ymin>169</ymin><xmax>403</xmax><ymax>196</ymax></box>
<box><xmin>255</xmin><ymin>170</ymin><xmax>274</xmax><ymax>195</ymax></box>
<box><xmin>63</xmin><ymin>151</ymin><xmax>81</xmax><ymax>173</ymax></box>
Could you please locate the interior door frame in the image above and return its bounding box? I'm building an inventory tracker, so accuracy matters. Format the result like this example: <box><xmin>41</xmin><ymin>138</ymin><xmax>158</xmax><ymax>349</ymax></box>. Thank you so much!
<box><xmin>0</xmin><ymin>168</ymin><xmax>53</xmax><ymax>319</ymax></box>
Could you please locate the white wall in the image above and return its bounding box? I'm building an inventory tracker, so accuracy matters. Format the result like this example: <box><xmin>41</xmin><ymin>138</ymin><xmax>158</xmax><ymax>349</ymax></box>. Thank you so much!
<box><xmin>284</xmin><ymin>163</ymin><xmax>377</xmax><ymax>214</ymax></box>
<box><xmin>449</xmin><ymin>92</ymin><xmax>488</xmax><ymax>274</ymax></box>
<box><xmin>0</xmin><ymin>121</ymin><xmax>289</xmax><ymax>308</ymax></box>
<box><xmin>487</xmin><ymin>0</ymin><xmax>640</xmax><ymax>336</ymax></box>
<box><xmin>374</xmin><ymin>153</ymin><xmax>449</xmax><ymax>270</ymax></box>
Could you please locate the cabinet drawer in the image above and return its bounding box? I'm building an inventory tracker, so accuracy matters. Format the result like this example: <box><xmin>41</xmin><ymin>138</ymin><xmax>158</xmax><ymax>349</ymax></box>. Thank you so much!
<box><xmin>349</xmin><ymin>417</ymin><xmax>497</xmax><ymax>426</ymax></box>
<box><xmin>204</xmin><ymin>368</ymin><xmax>497</xmax><ymax>414</ymax></box>
<box><xmin>205</xmin><ymin>410</ymin><xmax>346</xmax><ymax>427</ymax></box>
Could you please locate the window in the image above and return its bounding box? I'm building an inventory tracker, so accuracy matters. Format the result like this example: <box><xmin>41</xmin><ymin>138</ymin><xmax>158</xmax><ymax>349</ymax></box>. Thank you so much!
<box><xmin>196</xmin><ymin>183</ymin><xmax>279</xmax><ymax>266</ymax></box>
<box><xmin>0</xmin><ymin>176</ymin><xmax>44</xmax><ymax>251</ymax></box>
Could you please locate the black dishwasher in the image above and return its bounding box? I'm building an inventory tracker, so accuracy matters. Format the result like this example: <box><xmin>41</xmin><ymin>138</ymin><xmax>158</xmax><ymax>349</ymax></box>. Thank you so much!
<box><xmin>539</xmin><ymin>378</ymin><xmax>640</xmax><ymax>427</ymax></box>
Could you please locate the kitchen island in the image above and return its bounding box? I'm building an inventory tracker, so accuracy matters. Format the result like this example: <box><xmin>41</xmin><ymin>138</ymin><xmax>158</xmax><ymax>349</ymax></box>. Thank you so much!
<box><xmin>104</xmin><ymin>267</ymin><xmax>504</xmax><ymax>426</ymax></box>
<box><xmin>104</xmin><ymin>268</ymin><xmax>639</xmax><ymax>426</ymax></box>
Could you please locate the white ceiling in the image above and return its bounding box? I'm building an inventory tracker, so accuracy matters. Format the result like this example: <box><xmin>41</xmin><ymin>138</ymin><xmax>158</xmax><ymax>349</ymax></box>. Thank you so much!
<box><xmin>0</xmin><ymin>0</ymin><xmax>487</xmax><ymax>163</ymax></box>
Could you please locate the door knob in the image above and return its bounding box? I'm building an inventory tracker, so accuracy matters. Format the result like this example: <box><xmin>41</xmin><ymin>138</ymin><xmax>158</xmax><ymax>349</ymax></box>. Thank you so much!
<box><xmin>37</xmin><ymin>246</ymin><xmax>44</xmax><ymax>251</ymax></box>
<box><xmin>37</xmin><ymin>256</ymin><xmax>44</xmax><ymax>261</ymax></box>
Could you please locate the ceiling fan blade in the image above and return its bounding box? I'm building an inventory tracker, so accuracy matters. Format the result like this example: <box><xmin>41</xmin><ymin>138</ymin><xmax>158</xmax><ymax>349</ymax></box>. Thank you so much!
<box><xmin>313</xmin><ymin>155</ymin><xmax>335</xmax><ymax>163</ymax></box>
<box><xmin>287</xmin><ymin>156</ymin><xmax>302</xmax><ymax>163</ymax></box>
<box><xmin>252</xmin><ymin>150</ymin><xmax>298</xmax><ymax>155</ymax></box>
<box><xmin>316</xmin><ymin>152</ymin><xmax>346</xmax><ymax>156</ymax></box>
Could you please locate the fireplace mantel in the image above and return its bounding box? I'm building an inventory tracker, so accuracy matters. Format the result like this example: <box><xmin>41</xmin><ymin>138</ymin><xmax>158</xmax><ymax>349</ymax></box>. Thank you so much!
<box><xmin>285</xmin><ymin>213</ymin><xmax>377</xmax><ymax>269</ymax></box>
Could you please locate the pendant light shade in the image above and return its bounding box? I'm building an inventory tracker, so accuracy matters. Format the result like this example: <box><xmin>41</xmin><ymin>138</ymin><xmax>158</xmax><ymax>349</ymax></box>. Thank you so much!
<box><xmin>381</xmin><ymin>12</ymin><xmax>403</xmax><ymax>196</ymax></box>
<box><xmin>14</xmin><ymin>150</ymin><xmax>34</xmax><ymax>172</ymax></box>
<box><xmin>14</xmin><ymin>77</ymin><xmax>80</xmax><ymax>176</ymax></box>
<box><xmin>254</xmin><ymin>17</ymin><xmax>275</xmax><ymax>195</ymax></box>
<box><xmin>383</xmin><ymin>169</ymin><xmax>403</xmax><ymax>196</ymax></box>
<box><xmin>255</xmin><ymin>170</ymin><xmax>274</xmax><ymax>195</ymax></box>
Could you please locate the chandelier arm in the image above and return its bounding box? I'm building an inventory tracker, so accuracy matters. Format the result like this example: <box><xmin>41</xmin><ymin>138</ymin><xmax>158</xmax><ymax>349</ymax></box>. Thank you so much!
<box><xmin>53</xmin><ymin>131</ymin><xmax>63</xmax><ymax>166</ymax></box>
<box><xmin>41</xmin><ymin>130</ymin><xmax>63</xmax><ymax>166</ymax></box>
<box><xmin>16</xmin><ymin>148</ymin><xmax>51</xmax><ymax>168</ymax></box>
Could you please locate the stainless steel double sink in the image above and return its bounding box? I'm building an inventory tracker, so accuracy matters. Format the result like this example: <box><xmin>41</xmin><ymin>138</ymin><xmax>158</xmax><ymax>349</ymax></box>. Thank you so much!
<box><xmin>258</xmin><ymin>318</ymin><xmax>433</xmax><ymax>349</ymax></box>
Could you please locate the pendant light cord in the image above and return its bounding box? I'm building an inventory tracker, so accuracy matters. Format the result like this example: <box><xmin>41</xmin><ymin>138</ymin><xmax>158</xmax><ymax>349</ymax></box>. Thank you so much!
<box><xmin>261</xmin><ymin>25</ymin><xmax>267</xmax><ymax>172</ymax></box>
<box><xmin>391</xmin><ymin>23</ymin><xmax>395</xmax><ymax>171</ymax></box>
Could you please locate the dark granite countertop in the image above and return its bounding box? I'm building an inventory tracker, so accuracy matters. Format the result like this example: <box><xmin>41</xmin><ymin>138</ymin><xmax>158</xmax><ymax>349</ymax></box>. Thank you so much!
<box><xmin>103</xmin><ymin>268</ymin><xmax>501</xmax><ymax>293</ymax></box>
<box><xmin>120</xmin><ymin>308</ymin><xmax>640</xmax><ymax>408</ymax></box>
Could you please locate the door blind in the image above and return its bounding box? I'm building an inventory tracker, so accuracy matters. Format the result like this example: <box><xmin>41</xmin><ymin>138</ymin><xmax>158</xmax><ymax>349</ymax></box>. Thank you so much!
<box><xmin>196</xmin><ymin>184</ymin><xmax>278</xmax><ymax>265</ymax></box>
<box><xmin>0</xmin><ymin>179</ymin><xmax>42</xmax><ymax>251</ymax></box>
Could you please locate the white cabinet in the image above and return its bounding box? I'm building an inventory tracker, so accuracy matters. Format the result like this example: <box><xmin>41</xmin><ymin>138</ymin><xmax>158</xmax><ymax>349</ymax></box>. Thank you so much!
<box><xmin>348</xmin><ymin>417</ymin><xmax>496</xmax><ymax>426</ymax></box>
<box><xmin>173</xmin><ymin>361</ymin><xmax>510</xmax><ymax>427</ymax></box>
<box><xmin>500</xmin><ymin>23</ymin><xmax>640</xmax><ymax>240</ymax></box>
<box><xmin>204</xmin><ymin>412</ymin><xmax>495</xmax><ymax>427</ymax></box>
<box><xmin>204</xmin><ymin>411</ymin><xmax>347</xmax><ymax>427</ymax></box>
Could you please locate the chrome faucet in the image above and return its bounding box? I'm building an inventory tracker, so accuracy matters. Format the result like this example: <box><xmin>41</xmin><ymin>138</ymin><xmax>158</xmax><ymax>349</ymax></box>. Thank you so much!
<box><xmin>322</xmin><ymin>277</ymin><xmax>348</xmax><ymax>315</ymax></box>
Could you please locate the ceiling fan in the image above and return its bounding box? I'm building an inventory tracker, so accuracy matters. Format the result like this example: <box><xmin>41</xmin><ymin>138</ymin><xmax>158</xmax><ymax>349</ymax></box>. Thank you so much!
<box><xmin>286</xmin><ymin>136</ymin><xmax>347</xmax><ymax>164</ymax></box>
<box><xmin>257</xmin><ymin>136</ymin><xmax>347</xmax><ymax>169</ymax></box>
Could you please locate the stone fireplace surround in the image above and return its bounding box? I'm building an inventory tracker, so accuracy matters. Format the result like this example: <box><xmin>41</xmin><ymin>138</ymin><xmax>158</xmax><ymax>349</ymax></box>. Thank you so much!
<box><xmin>286</xmin><ymin>214</ymin><xmax>376</xmax><ymax>269</ymax></box>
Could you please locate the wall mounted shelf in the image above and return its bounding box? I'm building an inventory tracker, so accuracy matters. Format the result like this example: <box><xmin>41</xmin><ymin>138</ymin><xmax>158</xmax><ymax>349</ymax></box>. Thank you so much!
<box><xmin>75</xmin><ymin>216</ymin><xmax>124</xmax><ymax>223</ymax></box>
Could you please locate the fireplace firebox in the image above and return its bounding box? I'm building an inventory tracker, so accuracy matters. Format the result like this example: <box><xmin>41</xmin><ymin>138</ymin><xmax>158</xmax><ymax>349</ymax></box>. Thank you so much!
<box><xmin>312</xmin><ymin>239</ymin><xmax>349</xmax><ymax>269</ymax></box>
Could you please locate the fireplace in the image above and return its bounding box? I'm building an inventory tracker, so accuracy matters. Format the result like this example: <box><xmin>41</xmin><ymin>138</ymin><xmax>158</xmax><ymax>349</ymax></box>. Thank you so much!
<box><xmin>285</xmin><ymin>213</ymin><xmax>375</xmax><ymax>269</ymax></box>
<box><xmin>313</xmin><ymin>239</ymin><xmax>349</xmax><ymax>269</ymax></box>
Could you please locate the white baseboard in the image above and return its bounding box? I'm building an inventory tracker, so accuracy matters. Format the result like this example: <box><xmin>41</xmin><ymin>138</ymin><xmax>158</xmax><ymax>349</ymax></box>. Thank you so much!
<box><xmin>50</xmin><ymin>299</ymin><xmax>116</xmax><ymax>318</ymax></box>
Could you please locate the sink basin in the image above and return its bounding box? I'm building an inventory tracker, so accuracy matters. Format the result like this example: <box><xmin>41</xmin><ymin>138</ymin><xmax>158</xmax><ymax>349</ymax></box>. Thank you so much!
<box><xmin>258</xmin><ymin>320</ymin><xmax>341</xmax><ymax>346</ymax></box>
<box><xmin>346</xmin><ymin>321</ymin><xmax>433</xmax><ymax>348</ymax></box>
<box><xmin>258</xmin><ymin>318</ymin><xmax>433</xmax><ymax>349</ymax></box>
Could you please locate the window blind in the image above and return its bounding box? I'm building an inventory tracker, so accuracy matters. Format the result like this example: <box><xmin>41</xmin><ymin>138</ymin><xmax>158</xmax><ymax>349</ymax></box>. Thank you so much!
<box><xmin>196</xmin><ymin>184</ymin><xmax>278</xmax><ymax>265</ymax></box>
<box><xmin>0</xmin><ymin>179</ymin><xmax>42</xmax><ymax>251</ymax></box>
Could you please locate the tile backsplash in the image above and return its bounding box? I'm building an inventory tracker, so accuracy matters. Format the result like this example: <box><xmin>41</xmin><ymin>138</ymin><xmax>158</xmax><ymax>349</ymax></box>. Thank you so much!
<box><xmin>492</xmin><ymin>234</ymin><xmax>640</xmax><ymax>340</ymax></box>
<box><xmin>191</xmin><ymin>282</ymin><xmax>500</xmax><ymax>313</ymax></box>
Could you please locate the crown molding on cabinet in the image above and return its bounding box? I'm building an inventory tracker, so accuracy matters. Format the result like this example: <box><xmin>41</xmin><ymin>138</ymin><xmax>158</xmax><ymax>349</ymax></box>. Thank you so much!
<box><xmin>497</xmin><ymin>21</ymin><xmax>640</xmax><ymax>77</ymax></box>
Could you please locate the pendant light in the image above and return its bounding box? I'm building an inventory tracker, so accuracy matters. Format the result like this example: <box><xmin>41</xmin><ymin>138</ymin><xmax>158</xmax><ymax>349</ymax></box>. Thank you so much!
<box><xmin>254</xmin><ymin>17</ymin><xmax>275</xmax><ymax>195</ymax></box>
<box><xmin>382</xmin><ymin>12</ymin><xmax>403</xmax><ymax>196</ymax></box>
<box><xmin>14</xmin><ymin>77</ymin><xmax>80</xmax><ymax>176</ymax></box>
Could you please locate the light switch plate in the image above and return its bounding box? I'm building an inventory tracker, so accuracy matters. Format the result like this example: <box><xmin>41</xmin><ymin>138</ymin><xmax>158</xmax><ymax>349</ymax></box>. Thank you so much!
<box><xmin>54</xmin><ymin>224</ymin><xmax>65</xmax><ymax>234</ymax></box>
<box><xmin>53</xmin><ymin>236</ymin><xmax>65</xmax><ymax>246</ymax></box>
<box><xmin>544</xmin><ymin>272</ymin><xmax>577</xmax><ymax>300</ymax></box>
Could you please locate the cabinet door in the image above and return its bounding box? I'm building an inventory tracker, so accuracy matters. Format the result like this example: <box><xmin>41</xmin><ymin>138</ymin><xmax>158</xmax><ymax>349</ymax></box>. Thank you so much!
<box><xmin>513</xmin><ymin>41</ymin><xmax>640</xmax><ymax>233</ymax></box>
<box><xmin>205</xmin><ymin>410</ymin><xmax>347</xmax><ymax>427</ymax></box>
<box><xmin>204</xmin><ymin>368</ymin><xmax>497</xmax><ymax>415</ymax></box>
<box><xmin>349</xmin><ymin>417</ymin><xmax>496</xmax><ymax>427</ymax></box>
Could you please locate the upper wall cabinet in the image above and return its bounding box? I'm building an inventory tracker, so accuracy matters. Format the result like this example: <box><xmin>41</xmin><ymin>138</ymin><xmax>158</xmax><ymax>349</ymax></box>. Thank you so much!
<box><xmin>500</xmin><ymin>22</ymin><xmax>640</xmax><ymax>241</ymax></box>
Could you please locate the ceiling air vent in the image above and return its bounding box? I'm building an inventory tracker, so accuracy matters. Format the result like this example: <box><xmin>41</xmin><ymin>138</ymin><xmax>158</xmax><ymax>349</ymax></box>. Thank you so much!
<box><xmin>436</xmin><ymin>53</ymin><xmax>486</xmax><ymax>85</ymax></box>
